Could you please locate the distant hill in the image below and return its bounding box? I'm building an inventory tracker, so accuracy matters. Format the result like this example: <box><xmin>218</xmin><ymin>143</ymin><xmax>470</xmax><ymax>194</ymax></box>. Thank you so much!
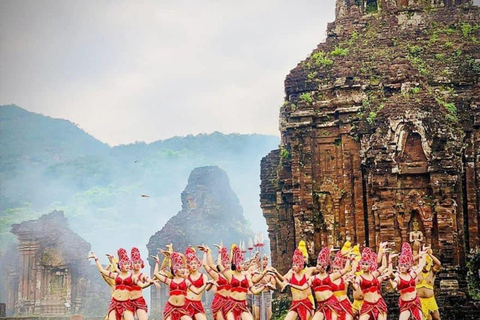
<box><xmin>0</xmin><ymin>104</ymin><xmax>279</xmax><ymax>257</ymax></box>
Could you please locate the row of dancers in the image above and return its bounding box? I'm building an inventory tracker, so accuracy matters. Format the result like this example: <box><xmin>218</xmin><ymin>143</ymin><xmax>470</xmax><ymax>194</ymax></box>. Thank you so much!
<box><xmin>87</xmin><ymin>240</ymin><xmax>441</xmax><ymax>320</ymax></box>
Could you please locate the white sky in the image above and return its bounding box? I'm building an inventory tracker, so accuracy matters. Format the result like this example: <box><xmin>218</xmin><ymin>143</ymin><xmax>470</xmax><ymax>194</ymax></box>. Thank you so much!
<box><xmin>0</xmin><ymin>0</ymin><xmax>335</xmax><ymax>146</ymax></box>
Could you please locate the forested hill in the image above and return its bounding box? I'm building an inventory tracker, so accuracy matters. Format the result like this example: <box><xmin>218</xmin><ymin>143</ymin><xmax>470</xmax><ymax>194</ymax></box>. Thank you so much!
<box><xmin>0</xmin><ymin>104</ymin><xmax>279</xmax><ymax>256</ymax></box>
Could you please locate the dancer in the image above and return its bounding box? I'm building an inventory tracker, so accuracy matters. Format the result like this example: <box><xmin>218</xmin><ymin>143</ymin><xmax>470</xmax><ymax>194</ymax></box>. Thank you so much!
<box><xmin>277</xmin><ymin>248</ymin><xmax>314</xmax><ymax>320</ymax></box>
<box><xmin>310</xmin><ymin>247</ymin><xmax>352</xmax><ymax>320</ymax></box>
<box><xmin>198</xmin><ymin>244</ymin><xmax>231</xmax><ymax>320</ymax></box>
<box><xmin>389</xmin><ymin>243</ymin><xmax>426</xmax><ymax>320</ymax></box>
<box><xmin>415</xmin><ymin>249</ymin><xmax>441</xmax><ymax>320</ymax></box>
<box><xmin>331</xmin><ymin>250</ymin><xmax>354</xmax><ymax>320</ymax></box>
<box><xmin>88</xmin><ymin>249</ymin><xmax>136</xmax><ymax>320</ymax></box>
<box><xmin>353</xmin><ymin>247</ymin><xmax>393</xmax><ymax>320</ymax></box>
<box><xmin>220</xmin><ymin>245</ymin><xmax>266</xmax><ymax>320</ymax></box>
<box><xmin>130</xmin><ymin>247</ymin><xmax>155</xmax><ymax>320</ymax></box>
<box><xmin>153</xmin><ymin>251</ymin><xmax>202</xmax><ymax>320</ymax></box>
<box><xmin>185</xmin><ymin>246</ymin><xmax>209</xmax><ymax>320</ymax></box>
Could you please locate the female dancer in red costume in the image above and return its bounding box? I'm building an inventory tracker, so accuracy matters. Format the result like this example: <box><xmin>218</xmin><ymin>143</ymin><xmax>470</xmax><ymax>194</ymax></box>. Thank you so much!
<box><xmin>220</xmin><ymin>245</ymin><xmax>266</xmax><ymax>320</ymax></box>
<box><xmin>198</xmin><ymin>245</ymin><xmax>231</xmax><ymax>320</ymax></box>
<box><xmin>130</xmin><ymin>247</ymin><xmax>156</xmax><ymax>320</ymax></box>
<box><xmin>330</xmin><ymin>251</ymin><xmax>354</xmax><ymax>320</ymax></box>
<box><xmin>279</xmin><ymin>249</ymin><xmax>314</xmax><ymax>320</ymax></box>
<box><xmin>184</xmin><ymin>246</ymin><xmax>210</xmax><ymax>320</ymax></box>
<box><xmin>310</xmin><ymin>247</ymin><xmax>352</xmax><ymax>320</ymax></box>
<box><xmin>153</xmin><ymin>251</ymin><xmax>202</xmax><ymax>320</ymax></box>
<box><xmin>389</xmin><ymin>243</ymin><xmax>426</xmax><ymax>320</ymax></box>
<box><xmin>353</xmin><ymin>247</ymin><xmax>393</xmax><ymax>320</ymax></box>
<box><xmin>89</xmin><ymin>249</ymin><xmax>136</xmax><ymax>320</ymax></box>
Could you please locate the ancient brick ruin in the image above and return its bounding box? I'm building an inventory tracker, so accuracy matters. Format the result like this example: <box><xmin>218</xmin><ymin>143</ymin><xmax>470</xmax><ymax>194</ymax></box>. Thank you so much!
<box><xmin>4</xmin><ymin>211</ymin><xmax>108</xmax><ymax>316</ymax></box>
<box><xmin>260</xmin><ymin>0</ymin><xmax>479</xmax><ymax>282</ymax></box>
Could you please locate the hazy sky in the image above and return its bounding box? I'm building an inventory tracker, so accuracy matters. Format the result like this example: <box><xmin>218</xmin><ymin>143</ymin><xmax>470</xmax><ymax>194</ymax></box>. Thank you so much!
<box><xmin>0</xmin><ymin>0</ymin><xmax>335</xmax><ymax>145</ymax></box>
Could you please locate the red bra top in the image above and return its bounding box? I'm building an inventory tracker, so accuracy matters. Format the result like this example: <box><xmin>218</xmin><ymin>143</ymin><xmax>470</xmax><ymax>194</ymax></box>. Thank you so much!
<box><xmin>130</xmin><ymin>273</ymin><xmax>143</xmax><ymax>291</ymax></box>
<box><xmin>230</xmin><ymin>275</ymin><xmax>249</xmax><ymax>293</ymax></box>
<box><xmin>312</xmin><ymin>275</ymin><xmax>333</xmax><ymax>292</ymax></box>
<box><xmin>290</xmin><ymin>274</ymin><xmax>307</xmax><ymax>286</ymax></box>
<box><xmin>217</xmin><ymin>274</ymin><xmax>230</xmax><ymax>291</ymax></box>
<box><xmin>115</xmin><ymin>275</ymin><xmax>134</xmax><ymax>291</ymax></box>
<box><xmin>188</xmin><ymin>274</ymin><xmax>204</xmax><ymax>288</ymax></box>
<box><xmin>330</xmin><ymin>277</ymin><xmax>346</xmax><ymax>292</ymax></box>
<box><xmin>360</xmin><ymin>275</ymin><xmax>380</xmax><ymax>294</ymax></box>
<box><xmin>398</xmin><ymin>275</ymin><xmax>416</xmax><ymax>294</ymax></box>
<box><xmin>170</xmin><ymin>279</ymin><xmax>188</xmax><ymax>296</ymax></box>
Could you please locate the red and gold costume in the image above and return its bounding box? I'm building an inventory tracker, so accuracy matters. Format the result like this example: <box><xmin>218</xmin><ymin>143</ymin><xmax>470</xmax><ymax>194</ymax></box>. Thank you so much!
<box><xmin>225</xmin><ymin>246</ymin><xmax>249</xmax><ymax>320</ymax></box>
<box><xmin>108</xmin><ymin>248</ymin><xmax>134</xmax><ymax>320</ymax></box>
<box><xmin>288</xmin><ymin>249</ymin><xmax>313</xmax><ymax>320</ymax></box>
<box><xmin>331</xmin><ymin>251</ymin><xmax>353</xmax><ymax>319</ymax></box>
<box><xmin>397</xmin><ymin>243</ymin><xmax>422</xmax><ymax>320</ymax></box>
<box><xmin>211</xmin><ymin>247</ymin><xmax>231</xmax><ymax>320</ymax></box>
<box><xmin>358</xmin><ymin>248</ymin><xmax>387</xmax><ymax>320</ymax></box>
<box><xmin>185</xmin><ymin>247</ymin><xmax>206</xmax><ymax>317</ymax></box>
<box><xmin>130</xmin><ymin>247</ymin><xmax>148</xmax><ymax>313</ymax></box>
<box><xmin>163</xmin><ymin>252</ymin><xmax>190</xmax><ymax>320</ymax></box>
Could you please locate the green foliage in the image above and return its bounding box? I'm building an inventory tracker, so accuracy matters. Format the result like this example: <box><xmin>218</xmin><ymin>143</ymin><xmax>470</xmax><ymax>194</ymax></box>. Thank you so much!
<box><xmin>467</xmin><ymin>250</ymin><xmax>480</xmax><ymax>300</ymax></box>
<box><xmin>366</xmin><ymin>1</ymin><xmax>378</xmax><ymax>14</ymax></box>
<box><xmin>311</xmin><ymin>52</ymin><xmax>333</xmax><ymax>67</ymax></box>
<box><xmin>272</xmin><ymin>296</ymin><xmax>292</xmax><ymax>320</ymax></box>
<box><xmin>434</xmin><ymin>53</ymin><xmax>445</xmax><ymax>60</ymax></box>
<box><xmin>445</xmin><ymin>41</ymin><xmax>454</xmax><ymax>49</ymax></box>
<box><xmin>367</xmin><ymin>111</ymin><xmax>377</xmax><ymax>125</ymax></box>
<box><xmin>280</xmin><ymin>146</ymin><xmax>290</xmax><ymax>160</ymax></box>
<box><xmin>330</xmin><ymin>47</ymin><xmax>349</xmax><ymax>57</ymax></box>
<box><xmin>435</xmin><ymin>98</ymin><xmax>457</xmax><ymax>122</ymax></box>
<box><xmin>460</xmin><ymin>23</ymin><xmax>474</xmax><ymax>38</ymax></box>
<box><xmin>411</xmin><ymin>87</ymin><xmax>421</xmax><ymax>94</ymax></box>
<box><xmin>452</xmin><ymin>49</ymin><xmax>462</xmax><ymax>58</ymax></box>
<box><xmin>408</xmin><ymin>45</ymin><xmax>424</xmax><ymax>57</ymax></box>
<box><xmin>299</xmin><ymin>93</ymin><xmax>313</xmax><ymax>104</ymax></box>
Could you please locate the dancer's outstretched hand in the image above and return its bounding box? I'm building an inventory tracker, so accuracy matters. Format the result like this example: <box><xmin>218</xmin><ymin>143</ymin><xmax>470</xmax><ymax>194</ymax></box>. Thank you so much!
<box><xmin>151</xmin><ymin>255</ymin><xmax>160</xmax><ymax>263</ymax></box>
<box><xmin>87</xmin><ymin>251</ymin><xmax>97</xmax><ymax>260</ymax></box>
<box><xmin>106</xmin><ymin>253</ymin><xmax>115</xmax><ymax>262</ymax></box>
<box><xmin>159</xmin><ymin>249</ymin><xmax>170</xmax><ymax>257</ymax></box>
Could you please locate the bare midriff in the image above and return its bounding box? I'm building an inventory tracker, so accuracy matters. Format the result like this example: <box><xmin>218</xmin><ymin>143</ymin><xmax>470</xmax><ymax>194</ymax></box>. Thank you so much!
<box><xmin>113</xmin><ymin>289</ymin><xmax>130</xmax><ymax>301</ymax></box>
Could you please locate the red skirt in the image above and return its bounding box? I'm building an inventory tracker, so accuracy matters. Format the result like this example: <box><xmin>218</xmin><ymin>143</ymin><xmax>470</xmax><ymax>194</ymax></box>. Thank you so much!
<box><xmin>399</xmin><ymin>296</ymin><xmax>422</xmax><ymax>320</ymax></box>
<box><xmin>289</xmin><ymin>298</ymin><xmax>313</xmax><ymax>320</ymax></box>
<box><xmin>337</xmin><ymin>297</ymin><xmax>353</xmax><ymax>318</ymax></box>
<box><xmin>224</xmin><ymin>298</ymin><xmax>250</xmax><ymax>320</ymax></box>
<box><xmin>212</xmin><ymin>294</ymin><xmax>229</xmax><ymax>319</ymax></box>
<box><xmin>131</xmin><ymin>296</ymin><xmax>148</xmax><ymax>313</ymax></box>
<box><xmin>185</xmin><ymin>298</ymin><xmax>206</xmax><ymax>317</ymax></box>
<box><xmin>316</xmin><ymin>295</ymin><xmax>343</xmax><ymax>319</ymax></box>
<box><xmin>108</xmin><ymin>298</ymin><xmax>134</xmax><ymax>320</ymax></box>
<box><xmin>164</xmin><ymin>301</ymin><xmax>189</xmax><ymax>320</ymax></box>
<box><xmin>360</xmin><ymin>298</ymin><xmax>388</xmax><ymax>320</ymax></box>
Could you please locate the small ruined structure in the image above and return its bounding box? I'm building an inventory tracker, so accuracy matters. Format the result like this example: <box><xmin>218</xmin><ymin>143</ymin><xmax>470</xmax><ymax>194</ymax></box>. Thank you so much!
<box><xmin>260</xmin><ymin>0</ymin><xmax>479</xmax><ymax>304</ymax></box>
<box><xmin>5</xmin><ymin>211</ymin><xmax>104</xmax><ymax>315</ymax></box>
<box><xmin>147</xmin><ymin>166</ymin><xmax>253</xmax><ymax>316</ymax></box>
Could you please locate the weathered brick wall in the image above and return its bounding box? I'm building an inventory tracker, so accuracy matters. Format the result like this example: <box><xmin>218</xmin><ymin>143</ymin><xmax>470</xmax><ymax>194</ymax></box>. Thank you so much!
<box><xmin>261</xmin><ymin>0</ymin><xmax>480</xmax><ymax>279</ymax></box>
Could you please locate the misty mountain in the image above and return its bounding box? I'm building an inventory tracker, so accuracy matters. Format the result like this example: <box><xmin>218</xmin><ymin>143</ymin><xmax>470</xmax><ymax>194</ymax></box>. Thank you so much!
<box><xmin>0</xmin><ymin>104</ymin><xmax>279</xmax><ymax>257</ymax></box>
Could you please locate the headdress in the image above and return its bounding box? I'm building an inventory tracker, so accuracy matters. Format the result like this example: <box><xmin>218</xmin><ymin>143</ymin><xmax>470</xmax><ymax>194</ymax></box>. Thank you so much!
<box><xmin>171</xmin><ymin>252</ymin><xmax>185</xmax><ymax>274</ymax></box>
<box><xmin>399</xmin><ymin>242</ymin><xmax>413</xmax><ymax>269</ymax></box>
<box><xmin>332</xmin><ymin>250</ymin><xmax>345</xmax><ymax>269</ymax></box>
<box><xmin>292</xmin><ymin>248</ymin><xmax>305</xmax><ymax>266</ymax></box>
<box><xmin>317</xmin><ymin>247</ymin><xmax>331</xmax><ymax>267</ymax></box>
<box><xmin>231</xmin><ymin>245</ymin><xmax>244</xmax><ymax>266</ymax></box>
<box><xmin>359</xmin><ymin>247</ymin><xmax>372</xmax><ymax>265</ymax></box>
<box><xmin>298</xmin><ymin>240</ymin><xmax>308</xmax><ymax>261</ymax></box>
<box><xmin>185</xmin><ymin>246</ymin><xmax>201</xmax><ymax>266</ymax></box>
<box><xmin>131</xmin><ymin>247</ymin><xmax>144</xmax><ymax>268</ymax></box>
<box><xmin>341</xmin><ymin>241</ymin><xmax>352</xmax><ymax>255</ymax></box>
<box><xmin>118</xmin><ymin>248</ymin><xmax>131</xmax><ymax>268</ymax></box>
<box><xmin>352</xmin><ymin>244</ymin><xmax>361</xmax><ymax>262</ymax></box>
<box><xmin>220</xmin><ymin>246</ymin><xmax>230</xmax><ymax>268</ymax></box>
